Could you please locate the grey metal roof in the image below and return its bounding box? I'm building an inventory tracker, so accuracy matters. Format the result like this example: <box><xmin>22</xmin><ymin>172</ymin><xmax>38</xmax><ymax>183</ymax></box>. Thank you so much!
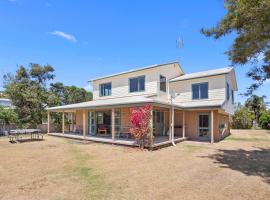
<box><xmin>47</xmin><ymin>96</ymin><xmax>173</xmax><ymax>111</ymax></box>
<box><xmin>170</xmin><ymin>67</ymin><xmax>233</xmax><ymax>82</ymax></box>
<box><xmin>46</xmin><ymin>95</ymin><xmax>225</xmax><ymax>111</ymax></box>
<box><xmin>175</xmin><ymin>100</ymin><xmax>225</xmax><ymax>109</ymax></box>
<box><xmin>89</xmin><ymin>61</ymin><xmax>182</xmax><ymax>82</ymax></box>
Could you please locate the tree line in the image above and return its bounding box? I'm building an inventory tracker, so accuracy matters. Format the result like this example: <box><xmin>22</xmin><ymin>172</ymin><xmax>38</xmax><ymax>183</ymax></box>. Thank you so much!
<box><xmin>0</xmin><ymin>63</ymin><xmax>92</xmax><ymax>128</ymax></box>
<box><xmin>232</xmin><ymin>95</ymin><xmax>270</xmax><ymax>129</ymax></box>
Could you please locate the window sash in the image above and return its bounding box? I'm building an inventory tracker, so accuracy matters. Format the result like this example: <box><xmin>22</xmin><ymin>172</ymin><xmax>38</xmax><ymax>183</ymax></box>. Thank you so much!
<box><xmin>192</xmin><ymin>83</ymin><xmax>208</xmax><ymax>100</ymax></box>
<box><xmin>129</xmin><ymin>76</ymin><xmax>145</xmax><ymax>92</ymax></box>
<box><xmin>226</xmin><ymin>83</ymin><xmax>230</xmax><ymax>100</ymax></box>
<box><xmin>100</xmin><ymin>82</ymin><xmax>111</xmax><ymax>96</ymax></box>
<box><xmin>160</xmin><ymin>75</ymin><xmax>166</xmax><ymax>92</ymax></box>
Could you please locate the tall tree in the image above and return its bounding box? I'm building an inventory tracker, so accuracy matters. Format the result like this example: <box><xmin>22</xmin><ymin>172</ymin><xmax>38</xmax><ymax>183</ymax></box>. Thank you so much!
<box><xmin>3</xmin><ymin>64</ymin><xmax>54</xmax><ymax>127</ymax></box>
<box><xmin>201</xmin><ymin>0</ymin><xmax>270</xmax><ymax>95</ymax></box>
<box><xmin>245</xmin><ymin>95</ymin><xmax>267</xmax><ymax>125</ymax></box>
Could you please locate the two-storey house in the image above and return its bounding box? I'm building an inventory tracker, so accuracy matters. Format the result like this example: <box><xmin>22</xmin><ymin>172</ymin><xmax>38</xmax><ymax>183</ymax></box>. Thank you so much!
<box><xmin>47</xmin><ymin>61</ymin><xmax>237</xmax><ymax>147</ymax></box>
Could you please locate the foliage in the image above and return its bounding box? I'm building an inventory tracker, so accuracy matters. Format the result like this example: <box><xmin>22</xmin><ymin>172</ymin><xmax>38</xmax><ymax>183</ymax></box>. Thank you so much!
<box><xmin>49</xmin><ymin>82</ymin><xmax>92</xmax><ymax>106</ymax></box>
<box><xmin>3</xmin><ymin>63</ymin><xmax>92</xmax><ymax>128</ymax></box>
<box><xmin>245</xmin><ymin>95</ymin><xmax>267</xmax><ymax>124</ymax></box>
<box><xmin>232</xmin><ymin>106</ymin><xmax>254</xmax><ymax>129</ymax></box>
<box><xmin>201</xmin><ymin>0</ymin><xmax>270</xmax><ymax>95</ymax></box>
<box><xmin>259</xmin><ymin>110</ymin><xmax>270</xmax><ymax>129</ymax></box>
<box><xmin>3</xmin><ymin>64</ymin><xmax>54</xmax><ymax>127</ymax></box>
<box><xmin>129</xmin><ymin>105</ymin><xmax>152</xmax><ymax>148</ymax></box>
<box><xmin>0</xmin><ymin>106</ymin><xmax>18</xmax><ymax>124</ymax></box>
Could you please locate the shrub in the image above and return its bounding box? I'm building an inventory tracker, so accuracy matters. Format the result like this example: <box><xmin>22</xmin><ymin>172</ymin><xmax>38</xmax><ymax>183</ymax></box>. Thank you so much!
<box><xmin>232</xmin><ymin>107</ymin><xmax>254</xmax><ymax>129</ymax></box>
<box><xmin>129</xmin><ymin>105</ymin><xmax>152</xmax><ymax>148</ymax></box>
<box><xmin>259</xmin><ymin>111</ymin><xmax>270</xmax><ymax>130</ymax></box>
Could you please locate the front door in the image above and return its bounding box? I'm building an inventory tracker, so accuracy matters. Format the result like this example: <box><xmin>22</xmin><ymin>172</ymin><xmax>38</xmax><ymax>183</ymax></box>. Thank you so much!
<box><xmin>198</xmin><ymin>113</ymin><xmax>210</xmax><ymax>140</ymax></box>
<box><xmin>153</xmin><ymin>110</ymin><xmax>165</xmax><ymax>136</ymax></box>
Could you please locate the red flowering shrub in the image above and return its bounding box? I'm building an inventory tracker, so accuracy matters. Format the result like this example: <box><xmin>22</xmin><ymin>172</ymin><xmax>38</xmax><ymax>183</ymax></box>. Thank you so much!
<box><xmin>129</xmin><ymin>105</ymin><xmax>152</xmax><ymax>148</ymax></box>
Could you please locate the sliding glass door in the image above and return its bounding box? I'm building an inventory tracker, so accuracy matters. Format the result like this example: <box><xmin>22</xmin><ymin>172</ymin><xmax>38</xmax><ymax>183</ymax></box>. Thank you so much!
<box><xmin>198</xmin><ymin>113</ymin><xmax>210</xmax><ymax>140</ymax></box>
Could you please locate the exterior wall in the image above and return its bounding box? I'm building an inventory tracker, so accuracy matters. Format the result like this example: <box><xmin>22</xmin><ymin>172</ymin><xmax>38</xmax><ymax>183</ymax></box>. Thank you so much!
<box><xmin>120</xmin><ymin>107</ymin><xmax>132</xmax><ymax>128</ymax></box>
<box><xmin>222</xmin><ymin>72</ymin><xmax>235</xmax><ymax>114</ymax></box>
<box><xmin>75</xmin><ymin>110</ymin><xmax>88</xmax><ymax>134</ymax></box>
<box><xmin>216</xmin><ymin>113</ymin><xmax>230</xmax><ymax>141</ymax></box>
<box><xmin>170</xmin><ymin>74</ymin><xmax>226</xmax><ymax>104</ymax></box>
<box><xmin>92</xmin><ymin>63</ymin><xmax>182</xmax><ymax>100</ymax></box>
<box><xmin>183</xmin><ymin>110</ymin><xmax>228</xmax><ymax>142</ymax></box>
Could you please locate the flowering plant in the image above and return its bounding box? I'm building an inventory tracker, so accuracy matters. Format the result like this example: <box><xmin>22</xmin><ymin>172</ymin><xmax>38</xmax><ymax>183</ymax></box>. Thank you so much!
<box><xmin>129</xmin><ymin>105</ymin><xmax>152</xmax><ymax>148</ymax></box>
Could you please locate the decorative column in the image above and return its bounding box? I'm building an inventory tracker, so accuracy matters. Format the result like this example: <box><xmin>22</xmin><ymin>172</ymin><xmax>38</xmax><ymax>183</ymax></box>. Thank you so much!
<box><xmin>211</xmin><ymin>110</ymin><xmax>214</xmax><ymax>144</ymax></box>
<box><xmin>62</xmin><ymin>111</ymin><xmax>65</xmax><ymax>134</ymax></box>
<box><xmin>83</xmin><ymin>110</ymin><xmax>86</xmax><ymax>138</ymax></box>
<box><xmin>111</xmin><ymin>108</ymin><xmax>115</xmax><ymax>141</ymax></box>
<box><xmin>182</xmin><ymin>111</ymin><xmax>185</xmax><ymax>138</ymax></box>
<box><xmin>47</xmin><ymin>111</ymin><xmax>50</xmax><ymax>134</ymax></box>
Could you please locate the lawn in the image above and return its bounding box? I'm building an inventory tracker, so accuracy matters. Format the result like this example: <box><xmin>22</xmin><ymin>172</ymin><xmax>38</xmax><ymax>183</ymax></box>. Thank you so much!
<box><xmin>0</xmin><ymin>129</ymin><xmax>270</xmax><ymax>200</ymax></box>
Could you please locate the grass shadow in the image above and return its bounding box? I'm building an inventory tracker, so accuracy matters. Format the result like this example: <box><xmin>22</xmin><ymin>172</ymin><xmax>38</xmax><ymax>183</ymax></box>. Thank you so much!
<box><xmin>205</xmin><ymin>147</ymin><xmax>270</xmax><ymax>184</ymax></box>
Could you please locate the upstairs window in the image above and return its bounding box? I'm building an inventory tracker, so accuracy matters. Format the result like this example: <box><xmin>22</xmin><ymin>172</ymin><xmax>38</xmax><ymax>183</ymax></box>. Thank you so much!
<box><xmin>231</xmin><ymin>90</ymin><xmax>234</xmax><ymax>104</ymax></box>
<box><xmin>226</xmin><ymin>83</ymin><xmax>230</xmax><ymax>100</ymax></box>
<box><xmin>129</xmin><ymin>76</ymin><xmax>145</xmax><ymax>93</ymax></box>
<box><xmin>160</xmin><ymin>75</ymin><xmax>166</xmax><ymax>92</ymax></box>
<box><xmin>99</xmin><ymin>82</ymin><xmax>111</xmax><ymax>96</ymax></box>
<box><xmin>192</xmin><ymin>82</ymin><xmax>208</xmax><ymax>100</ymax></box>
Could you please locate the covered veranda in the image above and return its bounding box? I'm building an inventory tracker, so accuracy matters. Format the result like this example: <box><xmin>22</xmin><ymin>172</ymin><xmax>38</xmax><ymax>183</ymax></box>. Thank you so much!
<box><xmin>46</xmin><ymin>98</ymin><xmax>189</xmax><ymax>148</ymax></box>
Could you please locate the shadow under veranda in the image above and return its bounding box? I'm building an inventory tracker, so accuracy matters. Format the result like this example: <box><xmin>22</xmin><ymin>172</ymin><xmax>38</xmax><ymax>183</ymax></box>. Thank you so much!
<box><xmin>202</xmin><ymin>147</ymin><xmax>270</xmax><ymax>184</ymax></box>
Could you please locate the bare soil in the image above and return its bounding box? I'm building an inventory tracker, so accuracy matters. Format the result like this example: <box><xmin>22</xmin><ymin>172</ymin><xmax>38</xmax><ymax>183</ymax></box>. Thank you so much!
<box><xmin>0</xmin><ymin>129</ymin><xmax>270</xmax><ymax>200</ymax></box>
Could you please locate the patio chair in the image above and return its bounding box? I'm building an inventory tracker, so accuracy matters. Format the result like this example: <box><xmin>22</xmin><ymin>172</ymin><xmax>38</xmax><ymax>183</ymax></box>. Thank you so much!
<box><xmin>98</xmin><ymin>125</ymin><xmax>108</xmax><ymax>135</ymax></box>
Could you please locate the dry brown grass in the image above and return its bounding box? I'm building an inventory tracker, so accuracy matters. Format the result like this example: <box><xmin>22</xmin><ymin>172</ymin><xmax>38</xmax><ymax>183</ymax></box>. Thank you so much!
<box><xmin>0</xmin><ymin>129</ymin><xmax>270</xmax><ymax>200</ymax></box>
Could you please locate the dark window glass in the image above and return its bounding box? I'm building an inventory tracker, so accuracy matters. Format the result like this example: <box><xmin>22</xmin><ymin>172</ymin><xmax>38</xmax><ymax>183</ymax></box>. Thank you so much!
<box><xmin>192</xmin><ymin>84</ymin><xmax>200</xmax><ymax>99</ymax></box>
<box><xmin>200</xmin><ymin>83</ymin><xmax>208</xmax><ymax>99</ymax></box>
<box><xmin>226</xmin><ymin>83</ymin><xmax>230</xmax><ymax>100</ymax></box>
<box><xmin>129</xmin><ymin>76</ymin><xmax>145</xmax><ymax>92</ymax></box>
<box><xmin>160</xmin><ymin>75</ymin><xmax>166</xmax><ymax>92</ymax></box>
<box><xmin>100</xmin><ymin>82</ymin><xmax>111</xmax><ymax>96</ymax></box>
<box><xmin>192</xmin><ymin>83</ymin><xmax>208</xmax><ymax>100</ymax></box>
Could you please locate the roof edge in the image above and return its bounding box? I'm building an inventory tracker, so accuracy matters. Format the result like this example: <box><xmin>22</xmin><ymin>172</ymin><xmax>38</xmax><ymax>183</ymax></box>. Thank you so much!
<box><xmin>88</xmin><ymin>61</ymin><xmax>181</xmax><ymax>82</ymax></box>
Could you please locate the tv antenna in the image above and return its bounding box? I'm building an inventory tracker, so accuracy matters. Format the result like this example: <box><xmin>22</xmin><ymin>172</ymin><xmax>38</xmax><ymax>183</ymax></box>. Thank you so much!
<box><xmin>176</xmin><ymin>36</ymin><xmax>184</xmax><ymax>49</ymax></box>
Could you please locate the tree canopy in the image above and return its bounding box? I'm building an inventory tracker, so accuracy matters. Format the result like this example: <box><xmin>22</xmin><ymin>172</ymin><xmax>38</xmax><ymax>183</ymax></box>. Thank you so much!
<box><xmin>201</xmin><ymin>0</ymin><xmax>270</xmax><ymax>95</ymax></box>
<box><xmin>3</xmin><ymin>63</ymin><xmax>92</xmax><ymax>127</ymax></box>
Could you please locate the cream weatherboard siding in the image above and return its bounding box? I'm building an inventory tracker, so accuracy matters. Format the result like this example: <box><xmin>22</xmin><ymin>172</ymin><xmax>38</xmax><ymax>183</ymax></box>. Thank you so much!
<box><xmin>92</xmin><ymin>63</ymin><xmax>182</xmax><ymax>100</ymax></box>
<box><xmin>222</xmin><ymin>72</ymin><xmax>235</xmax><ymax>115</ymax></box>
<box><xmin>169</xmin><ymin>74</ymin><xmax>226</xmax><ymax>104</ymax></box>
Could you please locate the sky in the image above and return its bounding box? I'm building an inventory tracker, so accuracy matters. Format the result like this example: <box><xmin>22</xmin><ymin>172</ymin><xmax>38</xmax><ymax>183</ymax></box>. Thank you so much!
<box><xmin>0</xmin><ymin>0</ymin><xmax>269</xmax><ymax>104</ymax></box>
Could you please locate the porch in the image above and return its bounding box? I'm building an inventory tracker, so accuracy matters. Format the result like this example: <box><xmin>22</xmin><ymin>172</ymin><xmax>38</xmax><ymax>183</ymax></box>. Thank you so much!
<box><xmin>48</xmin><ymin>132</ymin><xmax>186</xmax><ymax>148</ymax></box>
<box><xmin>47</xmin><ymin>103</ymin><xmax>189</xmax><ymax>148</ymax></box>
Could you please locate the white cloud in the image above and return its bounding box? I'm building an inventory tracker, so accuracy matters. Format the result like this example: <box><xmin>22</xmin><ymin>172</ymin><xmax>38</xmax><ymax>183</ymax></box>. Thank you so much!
<box><xmin>50</xmin><ymin>31</ymin><xmax>76</xmax><ymax>42</ymax></box>
<box><xmin>84</xmin><ymin>84</ymin><xmax>93</xmax><ymax>91</ymax></box>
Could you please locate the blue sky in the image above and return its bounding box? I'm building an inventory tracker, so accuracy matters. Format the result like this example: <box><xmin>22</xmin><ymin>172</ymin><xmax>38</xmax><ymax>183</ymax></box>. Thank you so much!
<box><xmin>0</xmin><ymin>0</ymin><xmax>269</xmax><ymax>104</ymax></box>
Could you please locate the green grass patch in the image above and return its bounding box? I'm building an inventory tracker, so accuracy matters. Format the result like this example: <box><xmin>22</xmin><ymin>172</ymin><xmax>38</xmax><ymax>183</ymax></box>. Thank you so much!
<box><xmin>183</xmin><ymin>144</ymin><xmax>208</xmax><ymax>152</ymax></box>
<box><xmin>65</xmin><ymin>141</ymin><xmax>110</xmax><ymax>199</ymax></box>
<box><xmin>225</xmin><ymin>135</ymin><xmax>269</xmax><ymax>142</ymax></box>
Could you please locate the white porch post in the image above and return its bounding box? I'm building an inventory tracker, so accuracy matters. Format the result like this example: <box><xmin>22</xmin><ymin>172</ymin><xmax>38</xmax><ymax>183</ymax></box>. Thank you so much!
<box><xmin>211</xmin><ymin>110</ymin><xmax>214</xmax><ymax>144</ymax></box>
<box><xmin>62</xmin><ymin>111</ymin><xmax>65</xmax><ymax>134</ymax></box>
<box><xmin>47</xmin><ymin>111</ymin><xmax>50</xmax><ymax>134</ymax></box>
<box><xmin>111</xmin><ymin>108</ymin><xmax>115</xmax><ymax>141</ymax></box>
<box><xmin>182</xmin><ymin>111</ymin><xmax>185</xmax><ymax>138</ymax></box>
<box><xmin>169</xmin><ymin>108</ymin><xmax>172</xmax><ymax>141</ymax></box>
<box><xmin>150</xmin><ymin>109</ymin><xmax>154</xmax><ymax>147</ymax></box>
<box><xmin>83</xmin><ymin>110</ymin><xmax>86</xmax><ymax>138</ymax></box>
<box><xmin>171</xmin><ymin>106</ymin><xmax>175</xmax><ymax>142</ymax></box>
